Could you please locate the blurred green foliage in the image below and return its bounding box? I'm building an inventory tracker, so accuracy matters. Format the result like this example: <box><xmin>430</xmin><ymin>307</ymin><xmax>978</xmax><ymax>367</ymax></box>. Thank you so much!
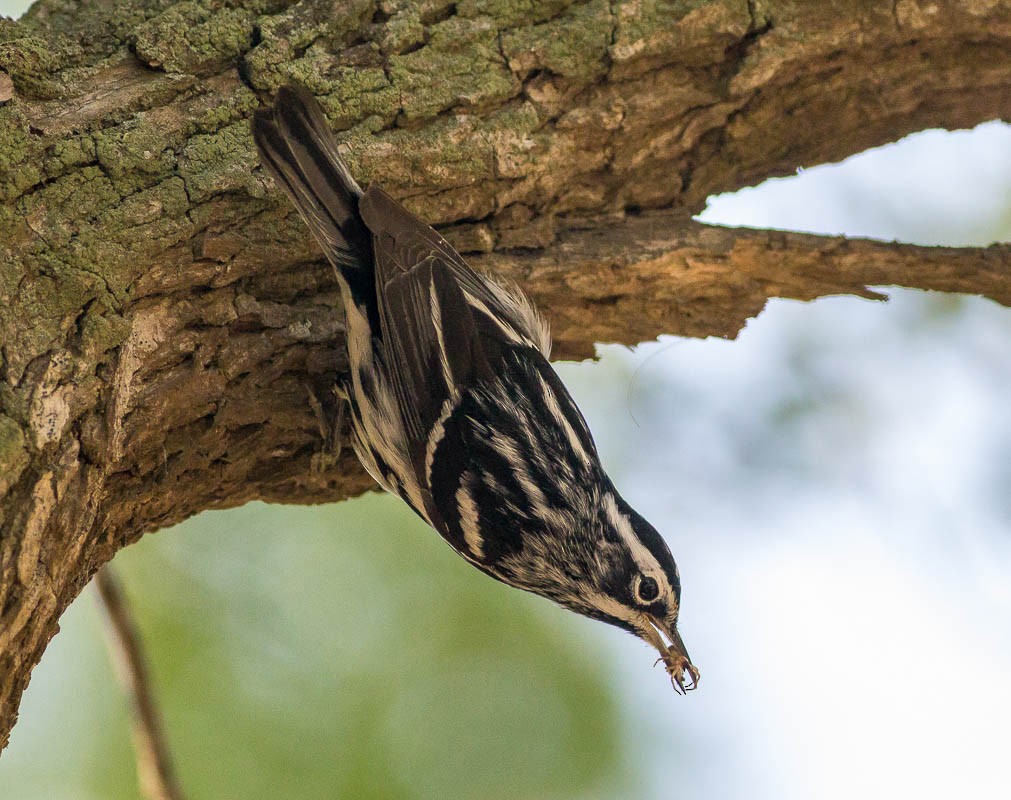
<box><xmin>6</xmin><ymin>495</ymin><xmax>644</xmax><ymax>800</ymax></box>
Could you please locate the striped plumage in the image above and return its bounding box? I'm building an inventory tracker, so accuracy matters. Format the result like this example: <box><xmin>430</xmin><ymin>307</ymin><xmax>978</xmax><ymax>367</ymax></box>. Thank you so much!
<box><xmin>251</xmin><ymin>85</ymin><xmax>698</xmax><ymax>692</ymax></box>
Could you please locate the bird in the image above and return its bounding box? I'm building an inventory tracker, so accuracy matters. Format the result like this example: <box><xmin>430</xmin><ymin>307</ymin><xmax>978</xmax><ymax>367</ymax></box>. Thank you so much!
<box><xmin>250</xmin><ymin>85</ymin><xmax>699</xmax><ymax>693</ymax></box>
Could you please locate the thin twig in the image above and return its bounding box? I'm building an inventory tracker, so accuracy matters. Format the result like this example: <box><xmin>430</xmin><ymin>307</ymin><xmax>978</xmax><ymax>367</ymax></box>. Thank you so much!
<box><xmin>94</xmin><ymin>565</ymin><xmax>187</xmax><ymax>800</ymax></box>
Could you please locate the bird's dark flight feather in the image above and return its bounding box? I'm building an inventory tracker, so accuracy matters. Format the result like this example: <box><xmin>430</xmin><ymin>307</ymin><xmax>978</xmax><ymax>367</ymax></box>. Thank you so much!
<box><xmin>359</xmin><ymin>187</ymin><xmax>551</xmax><ymax>359</ymax></box>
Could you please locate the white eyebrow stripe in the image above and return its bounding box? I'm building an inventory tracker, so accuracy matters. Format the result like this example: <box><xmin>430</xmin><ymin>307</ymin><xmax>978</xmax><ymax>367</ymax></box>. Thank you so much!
<box><xmin>603</xmin><ymin>492</ymin><xmax>671</xmax><ymax>598</ymax></box>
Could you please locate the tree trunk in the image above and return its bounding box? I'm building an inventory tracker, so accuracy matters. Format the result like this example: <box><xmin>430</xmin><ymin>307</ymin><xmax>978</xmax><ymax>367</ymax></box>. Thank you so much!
<box><xmin>1</xmin><ymin>0</ymin><xmax>1009</xmax><ymax>749</ymax></box>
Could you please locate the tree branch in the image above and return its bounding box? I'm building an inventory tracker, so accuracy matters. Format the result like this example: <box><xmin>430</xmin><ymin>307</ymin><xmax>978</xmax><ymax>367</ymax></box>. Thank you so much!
<box><xmin>1</xmin><ymin>0</ymin><xmax>1009</xmax><ymax>749</ymax></box>
<box><xmin>95</xmin><ymin>566</ymin><xmax>187</xmax><ymax>800</ymax></box>
<box><xmin>480</xmin><ymin>215</ymin><xmax>1011</xmax><ymax>358</ymax></box>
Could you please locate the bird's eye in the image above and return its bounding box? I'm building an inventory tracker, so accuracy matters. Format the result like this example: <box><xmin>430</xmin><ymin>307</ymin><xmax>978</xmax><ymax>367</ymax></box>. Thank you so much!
<box><xmin>635</xmin><ymin>575</ymin><xmax>660</xmax><ymax>604</ymax></box>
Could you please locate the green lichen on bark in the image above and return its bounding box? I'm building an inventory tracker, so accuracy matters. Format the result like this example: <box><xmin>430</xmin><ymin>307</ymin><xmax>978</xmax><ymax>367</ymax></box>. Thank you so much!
<box><xmin>243</xmin><ymin>0</ymin><xmax>376</xmax><ymax>90</ymax></box>
<box><xmin>21</xmin><ymin>0</ymin><xmax>217</xmax><ymax>58</ymax></box>
<box><xmin>67</xmin><ymin>176</ymin><xmax>193</xmax><ymax>296</ymax></box>
<box><xmin>16</xmin><ymin>166</ymin><xmax>121</xmax><ymax>252</ymax></box>
<box><xmin>376</xmin><ymin>6</ymin><xmax>425</xmax><ymax>54</ymax></box>
<box><xmin>131</xmin><ymin>2</ymin><xmax>256</xmax><ymax>74</ymax></box>
<box><xmin>456</xmin><ymin>0</ymin><xmax>574</xmax><ymax>27</ymax></box>
<box><xmin>43</xmin><ymin>135</ymin><xmax>99</xmax><ymax>184</ymax></box>
<box><xmin>611</xmin><ymin>0</ymin><xmax>750</xmax><ymax>76</ymax></box>
<box><xmin>93</xmin><ymin>113</ymin><xmax>182</xmax><ymax>182</ymax></box>
<box><xmin>314</xmin><ymin>67</ymin><xmax>401</xmax><ymax>131</ymax></box>
<box><xmin>0</xmin><ymin>254</ymin><xmax>100</xmax><ymax>382</ymax></box>
<box><xmin>77</xmin><ymin>305</ymin><xmax>130</xmax><ymax>359</ymax></box>
<box><xmin>389</xmin><ymin>16</ymin><xmax>519</xmax><ymax>121</ymax></box>
<box><xmin>0</xmin><ymin>34</ymin><xmax>67</xmax><ymax>98</ymax></box>
<box><xmin>180</xmin><ymin>121</ymin><xmax>262</xmax><ymax>201</ymax></box>
<box><xmin>367</xmin><ymin>113</ymin><xmax>496</xmax><ymax>184</ymax></box>
<box><xmin>501</xmin><ymin>0</ymin><xmax>612</xmax><ymax>81</ymax></box>
<box><xmin>0</xmin><ymin>156</ymin><xmax>192</xmax><ymax>383</ymax></box>
<box><xmin>0</xmin><ymin>413</ymin><xmax>28</xmax><ymax>497</ymax></box>
<box><xmin>0</xmin><ymin>104</ymin><xmax>44</xmax><ymax>200</ymax></box>
<box><xmin>187</xmin><ymin>78</ymin><xmax>260</xmax><ymax>133</ymax></box>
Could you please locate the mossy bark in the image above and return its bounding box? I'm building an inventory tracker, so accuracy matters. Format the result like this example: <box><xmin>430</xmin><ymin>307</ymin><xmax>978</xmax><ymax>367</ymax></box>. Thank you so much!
<box><xmin>1</xmin><ymin>0</ymin><xmax>1010</xmax><ymax>749</ymax></box>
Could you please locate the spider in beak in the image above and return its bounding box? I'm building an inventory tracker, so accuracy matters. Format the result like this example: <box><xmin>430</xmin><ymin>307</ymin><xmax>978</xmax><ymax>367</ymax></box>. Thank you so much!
<box><xmin>641</xmin><ymin>613</ymin><xmax>700</xmax><ymax>694</ymax></box>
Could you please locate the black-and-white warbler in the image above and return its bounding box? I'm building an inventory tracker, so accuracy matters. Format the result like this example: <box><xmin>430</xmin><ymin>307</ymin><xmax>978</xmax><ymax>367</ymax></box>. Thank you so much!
<box><xmin>251</xmin><ymin>86</ymin><xmax>699</xmax><ymax>693</ymax></box>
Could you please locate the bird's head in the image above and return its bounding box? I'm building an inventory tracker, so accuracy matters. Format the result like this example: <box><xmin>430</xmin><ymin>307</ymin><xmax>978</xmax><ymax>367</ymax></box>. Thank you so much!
<box><xmin>489</xmin><ymin>487</ymin><xmax>699</xmax><ymax>693</ymax></box>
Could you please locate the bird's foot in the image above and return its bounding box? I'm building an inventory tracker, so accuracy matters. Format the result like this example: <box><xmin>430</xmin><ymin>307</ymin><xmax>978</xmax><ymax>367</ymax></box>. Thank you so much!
<box><xmin>307</xmin><ymin>381</ymin><xmax>347</xmax><ymax>472</ymax></box>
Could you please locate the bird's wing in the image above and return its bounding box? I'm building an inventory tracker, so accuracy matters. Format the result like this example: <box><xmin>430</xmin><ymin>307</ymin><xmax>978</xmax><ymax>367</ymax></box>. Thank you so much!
<box><xmin>359</xmin><ymin>185</ymin><xmax>552</xmax><ymax>356</ymax></box>
<box><xmin>358</xmin><ymin>185</ymin><xmax>550</xmax><ymax>446</ymax></box>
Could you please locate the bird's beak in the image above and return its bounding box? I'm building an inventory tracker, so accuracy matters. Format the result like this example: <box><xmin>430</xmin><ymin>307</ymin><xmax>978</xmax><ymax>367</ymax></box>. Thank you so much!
<box><xmin>640</xmin><ymin>613</ymin><xmax>700</xmax><ymax>694</ymax></box>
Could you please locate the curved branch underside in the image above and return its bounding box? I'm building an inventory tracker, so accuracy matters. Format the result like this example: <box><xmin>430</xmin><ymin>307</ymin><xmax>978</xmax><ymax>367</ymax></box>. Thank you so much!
<box><xmin>1</xmin><ymin>0</ymin><xmax>1009</xmax><ymax>748</ymax></box>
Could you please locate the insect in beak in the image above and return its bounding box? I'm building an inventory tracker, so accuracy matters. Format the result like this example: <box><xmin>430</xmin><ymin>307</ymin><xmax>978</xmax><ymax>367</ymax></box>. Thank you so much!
<box><xmin>641</xmin><ymin>613</ymin><xmax>700</xmax><ymax>695</ymax></box>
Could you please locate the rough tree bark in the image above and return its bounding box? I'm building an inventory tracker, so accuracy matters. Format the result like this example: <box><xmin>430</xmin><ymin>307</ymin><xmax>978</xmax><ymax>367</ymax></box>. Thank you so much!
<box><xmin>0</xmin><ymin>0</ymin><xmax>1009</xmax><ymax>749</ymax></box>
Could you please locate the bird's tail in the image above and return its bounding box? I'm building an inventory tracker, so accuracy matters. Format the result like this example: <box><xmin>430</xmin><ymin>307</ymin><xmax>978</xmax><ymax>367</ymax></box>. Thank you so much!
<box><xmin>251</xmin><ymin>85</ymin><xmax>372</xmax><ymax>273</ymax></box>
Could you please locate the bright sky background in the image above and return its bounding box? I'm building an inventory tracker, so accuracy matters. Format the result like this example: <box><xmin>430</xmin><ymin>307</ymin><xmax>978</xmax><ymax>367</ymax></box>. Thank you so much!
<box><xmin>572</xmin><ymin>122</ymin><xmax>1011</xmax><ymax>800</ymax></box>
<box><xmin>0</xmin><ymin>0</ymin><xmax>29</xmax><ymax>18</ymax></box>
<box><xmin>1</xmin><ymin>1</ymin><xmax>1009</xmax><ymax>796</ymax></box>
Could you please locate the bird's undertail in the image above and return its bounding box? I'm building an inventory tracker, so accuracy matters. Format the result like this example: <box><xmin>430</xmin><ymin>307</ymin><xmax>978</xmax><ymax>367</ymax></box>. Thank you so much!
<box><xmin>251</xmin><ymin>86</ymin><xmax>372</xmax><ymax>275</ymax></box>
